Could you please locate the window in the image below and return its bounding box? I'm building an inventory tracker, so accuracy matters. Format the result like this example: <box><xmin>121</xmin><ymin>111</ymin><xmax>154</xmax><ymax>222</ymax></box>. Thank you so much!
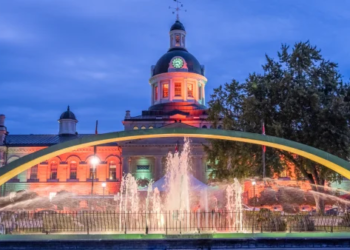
<box><xmin>141</xmin><ymin>126</ymin><xmax>146</xmax><ymax>130</ymax></box>
<box><xmin>198</xmin><ymin>85</ymin><xmax>202</xmax><ymax>100</ymax></box>
<box><xmin>133</xmin><ymin>126</ymin><xmax>139</xmax><ymax>130</ymax></box>
<box><xmin>154</xmin><ymin>86</ymin><xmax>158</xmax><ymax>100</ymax></box>
<box><xmin>30</xmin><ymin>165</ymin><xmax>38</xmax><ymax>179</ymax></box>
<box><xmin>109</xmin><ymin>161</ymin><xmax>117</xmax><ymax>180</ymax></box>
<box><xmin>202</xmin><ymin>125</ymin><xmax>207</xmax><ymax>129</ymax></box>
<box><xmin>50</xmin><ymin>162</ymin><xmax>58</xmax><ymax>180</ymax></box>
<box><xmin>137</xmin><ymin>165</ymin><xmax>150</xmax><ymax>170</ymax></box>
<box><xmin>69</xmin><ymin>161</ymin><xmax>77</xmax><ymax>179</ymax></box>
<box><xmin>175</xmin><ymin>35</ymin><xmax>180</xmax><ymax>45</ymax></box>
<box><xmin>89</xmin><ymin>165</ymin><xmax>96</xmax><ymax>179</ymax></box>
<box><xmin>187</xmin><ymin>83</ymin><xmax>193</xmax><ymax>97</ymax></box>
<box><xmin>175</xmin><ymin>82</ymin><xmax>182</xmax><ymax>96</ymax></box>
<box><xmin>149</xmin><ymin>126</ymin><xmax>154</xmax><ymax>129</ymax></box>
<box><xmin>163</xmin><ymin>83</ymin><xmax>169</xmax><ymax>98</ymax></box>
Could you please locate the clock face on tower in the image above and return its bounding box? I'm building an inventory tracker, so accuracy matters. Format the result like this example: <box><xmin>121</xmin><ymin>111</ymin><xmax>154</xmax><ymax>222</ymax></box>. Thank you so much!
<box><xmin>172</xmin><ymin>57</ymin><xmax>184</xmax><ymax>69</ymax></box>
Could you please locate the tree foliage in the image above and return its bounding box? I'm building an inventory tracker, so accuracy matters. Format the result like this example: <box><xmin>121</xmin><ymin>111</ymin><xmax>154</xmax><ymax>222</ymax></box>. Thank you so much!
<box><xmin>205</xmin><ymin>42</ymin><xmax>350</xmax><ymax>212</ymax></box>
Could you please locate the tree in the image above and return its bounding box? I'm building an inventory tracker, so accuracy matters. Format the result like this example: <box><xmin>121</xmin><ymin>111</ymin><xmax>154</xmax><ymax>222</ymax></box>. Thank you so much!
<box><xmin>206</xmin><ymin>42</ymin><xmax>350</xmax><ymax>213</ymax></box>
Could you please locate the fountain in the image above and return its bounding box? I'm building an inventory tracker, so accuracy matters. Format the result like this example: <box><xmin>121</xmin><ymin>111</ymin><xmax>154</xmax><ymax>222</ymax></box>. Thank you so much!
<box><xmin>114</xmin><ymin>137</ymin><xmax>244</xmax><ymax>233</ymax></box>
<box><xmin>0</xmin><ymin>137</ymin><xmax>245</xmax><ymax>234</ymax></box>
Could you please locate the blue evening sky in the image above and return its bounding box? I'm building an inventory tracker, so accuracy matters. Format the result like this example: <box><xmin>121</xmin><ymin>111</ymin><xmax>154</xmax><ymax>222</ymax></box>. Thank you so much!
<box><xmin>1</xmin><ymin>0</ymin><xmax>350</xmax><ymax>135</ymax></box>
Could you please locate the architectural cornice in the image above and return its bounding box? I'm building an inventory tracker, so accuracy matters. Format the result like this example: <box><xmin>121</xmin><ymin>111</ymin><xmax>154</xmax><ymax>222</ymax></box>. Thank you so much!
<box><xmin>149</xmin><ymin>71</ymin><xmax>207</xmax><ymax>85</ymax></box>
<box><xmin>8</xmin><ymin>147</ymin><xmax>46</xmax><ymax>154</ymax></box>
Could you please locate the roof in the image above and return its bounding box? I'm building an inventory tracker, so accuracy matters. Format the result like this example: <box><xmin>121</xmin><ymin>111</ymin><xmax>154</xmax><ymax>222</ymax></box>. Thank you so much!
<box><xmin>170</xmin><ymin>20</ymin><xmax>185</xmax><ymax>31</ymax></box>
<box><xmin>152</xmin><ymin>47</ymin><xmax>203</xmax><ymax>76</ymax></box>
<box><xmin>5</xmin><ymin>134</ymin><xmax>118</xmax><ymax>147</ymax></box>
<box><xmin>60</xmin><ymin>106</ymin><xmax>77</xmax><ymax>120</ymax></box>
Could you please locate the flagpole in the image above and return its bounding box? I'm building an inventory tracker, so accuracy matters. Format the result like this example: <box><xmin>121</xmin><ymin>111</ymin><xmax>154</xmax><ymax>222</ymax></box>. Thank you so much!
<box><xmin>262</xmin><ymin>120</ymin><xmax>266</xmax><ymax>185</ymax></box>
<box><xmin>90</xmin><ymin>120</ymin><xmax>98</xmax><ymax>210</ymax></box>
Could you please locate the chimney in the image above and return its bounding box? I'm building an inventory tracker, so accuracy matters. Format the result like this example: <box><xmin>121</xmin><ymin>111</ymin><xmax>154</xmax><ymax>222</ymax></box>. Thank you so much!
<box><xmin>125</xmin><ymin>110</ymin><xmax>131</xmax><ymax>119</ymax></box>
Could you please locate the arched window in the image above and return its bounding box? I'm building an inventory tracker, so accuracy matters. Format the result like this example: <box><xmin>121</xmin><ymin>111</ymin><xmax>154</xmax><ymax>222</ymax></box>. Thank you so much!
<box><xmin>133</xmin><ymin>126</ymin><xmax>139</xmax><ymax>130</ymax></box>
<box><xmin>202</xmin><ymin>125</ymin><xmax>207</xmax><ymax>129</ymax></box>
<box><xmin>69</xmin><ymin>161</ymin><xmax>77</xmax><ymax>179</ymax></box>
<box><xmin>30</xmin><ymin>165</ymin><xmax>38</xmax><ymax>180</ymax></box>
<box><xmin>149</xmin><ymin>126</ymin><xmax>154</xmax><ymax>129</ymax></box>
<box><xmin>89</xmin><ymin>165</ymin><xmax>96</xmax><ymax>179</ymax></box>
<box><xmin>50</xmin><ymin>162</ymin><xmax>58</xmax><ymax>180</ymax></box>
<box><xmin>109</xmin><ymin>161</ymin><xmax>117</xmax><ymax>180</ymax></box>
<box><xmin>141</xmin><ymin>126</ymin><xmax>146</xmax><ymax>130</ymax></box>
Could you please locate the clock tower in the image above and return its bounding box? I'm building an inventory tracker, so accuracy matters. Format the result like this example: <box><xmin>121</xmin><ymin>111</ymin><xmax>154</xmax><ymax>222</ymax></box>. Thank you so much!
<box><xmin>123</xmin><ymin>19</ymin><xmax>211</xmax><ymax>131</ymax></box>
<box><xmin>149</xmin><ymin>20</ymin><xmax>207</xmax><ymax>108</ymax></box>
<box><xmin>121</xmin><ymin>18</ymin><xmax>213</xmax><ymax>184</ymax></box>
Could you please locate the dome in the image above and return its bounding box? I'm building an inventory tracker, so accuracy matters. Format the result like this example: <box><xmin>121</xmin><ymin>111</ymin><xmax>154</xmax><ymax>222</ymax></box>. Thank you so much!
<box><xmin>170</xmin><ymin>20</ymin><xmax>185</xmax><ymax>31</ymax></box>
<box><xmin>152</xmin><ymin>47</ymin><xmax>203</xmax><ymax>76</ymax></box>
<box><xmin>59</xmin><ymin>106</ymin><xmax>76</xmax><ymax>120</ymax></box>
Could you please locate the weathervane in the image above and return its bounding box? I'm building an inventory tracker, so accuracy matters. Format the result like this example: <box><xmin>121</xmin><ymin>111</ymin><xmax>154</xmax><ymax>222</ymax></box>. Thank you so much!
<box><xmin>169</xmin><ymin>0</ymin><xmax>186</xmax><ymax>21</ymax></box>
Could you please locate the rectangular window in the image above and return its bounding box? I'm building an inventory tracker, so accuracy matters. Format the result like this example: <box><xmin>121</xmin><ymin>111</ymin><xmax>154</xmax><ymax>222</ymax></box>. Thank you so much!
<box><xmin>137</xmin><ymin>165</ymin><xmax>150</xmax><ymax>170</ymax></box>
<box><xmin>187</xmin><ymin>83</ymin><xmax>193</xmax><ymax>97</ymax></box>
<box><xmin>50</xmin><ymin>163</ymin><xmax>58</xmax><ymax>180</ymax></box>
<box><xmin>30</xmin><ymin>165</ymin><xmax>38</xmax><ymax>179</ymax></box>
<box><xmin>163</xmin><ymin>83</ymin><xmax>169</xmax><ymax>98</ymax></box>
<box><xmin>89</xmin><ymin>166</ymin><xmax>95</xmax><ymax>179</ymax></box>
<box><xmin>198</xmin><ymin>85</ymin><xmax>202</xmax><ymax>100</ymax></box>
<box><xmin>69</xmin><ymin>162</ymin><xmax>77</xmax><ymax>179</ymax></box>
<box><xmin>175</xmin><ymin>82</ymin><xmax>181</xmax><ymax>96</ymax></box>
<box><xmin>155</xmin><ymin>86</ymin><xmax>158</xmax><ymax>100</ymax></box>
<box><xmin>109</xmin><ymin>163</ymin><xmax>117</xmax><ymax>180</ymax></box>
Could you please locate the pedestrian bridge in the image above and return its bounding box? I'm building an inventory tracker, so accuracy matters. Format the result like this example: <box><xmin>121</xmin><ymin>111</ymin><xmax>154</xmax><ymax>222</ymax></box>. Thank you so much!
<box><xmin>0</xmin><ymin>128</ymin><xmax>349</xmax><ymax>185</ymax></box>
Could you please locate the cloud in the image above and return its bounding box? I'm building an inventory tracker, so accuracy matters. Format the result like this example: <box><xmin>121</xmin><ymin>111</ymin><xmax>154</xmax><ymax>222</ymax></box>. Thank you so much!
<box><xmin>2</xmin><ymin>0</ymin><xmax>350</xmax><ymax>134</ymax></box>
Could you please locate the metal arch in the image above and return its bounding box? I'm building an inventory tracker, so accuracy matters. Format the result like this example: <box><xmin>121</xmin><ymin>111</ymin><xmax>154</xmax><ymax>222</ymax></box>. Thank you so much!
<box><xmin>1</xmin><ymin>128</ymin><xmax>350</xmax><ymax>186</ymax></box>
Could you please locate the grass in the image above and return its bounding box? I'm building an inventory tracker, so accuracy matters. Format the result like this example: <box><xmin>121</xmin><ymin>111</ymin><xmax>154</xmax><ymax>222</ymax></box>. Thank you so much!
<box><xmin>1</xmin><ymin>232</ymin><xmax>350</xmax><ymax>241</ymax></box>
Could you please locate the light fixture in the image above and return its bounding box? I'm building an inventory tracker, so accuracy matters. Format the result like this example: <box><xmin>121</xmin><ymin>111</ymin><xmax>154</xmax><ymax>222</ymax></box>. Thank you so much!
<box><xmin>90</xmin><ymin>156</ymin><xmax>99</xmax><ymax>165</ymax></box>
<box><xmin>252</xmin><ymin>180</ymin><xmax>256</xmax><ymax>186</ymax></box>
<box><xmin>102</xmin><ymin>182</ymin><xmax>106</xmax><ymax>188</ymax></box>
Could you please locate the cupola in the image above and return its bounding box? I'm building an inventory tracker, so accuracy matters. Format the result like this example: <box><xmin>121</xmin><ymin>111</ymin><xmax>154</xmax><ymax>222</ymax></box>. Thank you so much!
<box><xmin>169</xmin><ymin>20</ymin><xmax>186</xmax><ymax>50</ymax></box>
<box><xmin>58</xmin><ymin>106</ymin><xmax>78</xmax><ymax>135</ymax></box>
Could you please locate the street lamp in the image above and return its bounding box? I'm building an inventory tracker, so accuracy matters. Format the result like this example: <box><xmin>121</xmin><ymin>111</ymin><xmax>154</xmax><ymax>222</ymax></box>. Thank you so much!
<box><xmin>102</xmin><ymin>182</ymin><xmax>106</xmax><ymax>197</ymax></box>
<box><xmin>90</xmin><ymin>156</ymin><xmax>99</xmax><ymax>210</ymax></box>
<box><xmin>252</xmin><ymin>180</ymin><xmax>256</xmax><ymax>234</ymax></box>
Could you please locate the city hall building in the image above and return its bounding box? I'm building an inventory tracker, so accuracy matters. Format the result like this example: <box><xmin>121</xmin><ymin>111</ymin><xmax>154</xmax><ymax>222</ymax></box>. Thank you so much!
<box><xmin>0</xmin><ymin>20</ymin><xmax>218</xmax><ymax>197</ymax></box>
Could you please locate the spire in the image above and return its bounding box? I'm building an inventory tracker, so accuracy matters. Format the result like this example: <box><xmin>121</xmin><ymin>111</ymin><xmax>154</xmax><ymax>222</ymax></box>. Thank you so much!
<box><xmin>67</xmin><ymin>105</ymin><xmax>70</xmax><ymax>112</ymax></box>
<box><xmin>169</xmin><ymin>0</ymin><xmax>186</xmax><ymax>22</ymax></box>
<box><xmin>169</xmin><ymin>1</ymin><xmax>187</xmax><ymax>50</ymax></box>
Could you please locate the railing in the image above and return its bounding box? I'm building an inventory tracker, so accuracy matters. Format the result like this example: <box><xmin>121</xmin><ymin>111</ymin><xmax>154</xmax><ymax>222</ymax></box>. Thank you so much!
<box><xmin>1</xmin><ymin>210</ymin><xmax>350</xmax><ymax>234</ymax></box>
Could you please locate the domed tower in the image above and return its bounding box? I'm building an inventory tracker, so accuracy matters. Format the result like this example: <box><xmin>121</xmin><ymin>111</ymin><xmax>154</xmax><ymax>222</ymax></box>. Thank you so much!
<box><xmin>123</xmin><ymin>19</ymin><xmax>211</xmax><ymax>130</ymax></box>
<box><xmin>58</xmin><ymin>106</ymin><xmax>78</xmax><ymax>135</ymax></box>
<box><xmin>150</xmin><ymin>20</ymin><xmax>207</xmax><ymax>108</ymax></box>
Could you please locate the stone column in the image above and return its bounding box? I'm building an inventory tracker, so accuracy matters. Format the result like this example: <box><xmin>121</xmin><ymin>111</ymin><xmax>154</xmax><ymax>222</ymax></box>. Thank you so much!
<box><xmin>194</xmin><ymin>155</ymin><xmax>205</xmax><ymax>183</ymax></box>
<box><xmin>155</xmin><ymin>156</ymin><xmax>163</xmax><ymax>181</ymax></box>
<box><xmin>122</xmin><ymin>156</ymin><xmax>130</xmax><ymax>175</ymax></box>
